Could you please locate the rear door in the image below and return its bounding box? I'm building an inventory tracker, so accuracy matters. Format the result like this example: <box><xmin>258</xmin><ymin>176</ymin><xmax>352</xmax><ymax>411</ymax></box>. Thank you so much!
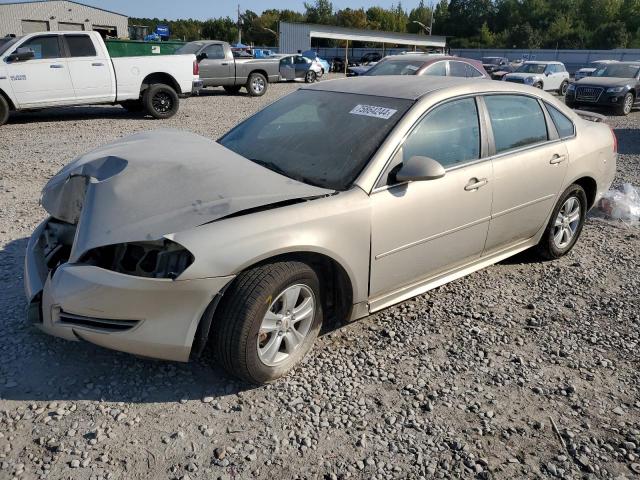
<box><xmin>482</xmin><ymin>94</ymin><xmax>569</xmax><ymax>253</ymax></box>
<box><xmin>198</xmin><ymin>43</ymin><xmax>233</xmax><ymax>85</ymax></box>
<box><xmin>294</xmin><ymin>56</ymin><xmax>310</xmax><ymax>78</ymax></box>
<box><xmin>63</xmin><ymin>34</ymin><xmax>114</xmax><ymax>103</ymax></box>
<box><xmin>6</xmin><ymin>34</ymin><xmax>75</xmax><ymax>107</ymax></box>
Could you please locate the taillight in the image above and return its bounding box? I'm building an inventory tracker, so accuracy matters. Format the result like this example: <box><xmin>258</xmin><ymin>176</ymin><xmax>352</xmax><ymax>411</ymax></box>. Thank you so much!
<box><xmin>193</xmin><ymin>60</ymin><xmax>199</xmax><ymax>76</ymax></box>
<box><xmin>610</xmin><ymin>125</ymin><xmax>618</xmax><ymax>153</ymax></box>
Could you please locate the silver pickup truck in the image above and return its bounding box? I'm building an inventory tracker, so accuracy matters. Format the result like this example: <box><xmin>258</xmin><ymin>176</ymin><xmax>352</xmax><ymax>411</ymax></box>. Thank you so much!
<box><xmin>176</xmin><ymin>41</ymin><xmax>280</xmax><ymax>97</ymax></box>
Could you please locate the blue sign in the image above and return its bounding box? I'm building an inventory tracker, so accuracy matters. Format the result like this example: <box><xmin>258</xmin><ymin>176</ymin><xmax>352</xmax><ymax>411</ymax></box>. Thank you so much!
<box><xmin>155</xmin><ymin>24</ymin><xmax>170</xmax><ymax>38</ymax></box>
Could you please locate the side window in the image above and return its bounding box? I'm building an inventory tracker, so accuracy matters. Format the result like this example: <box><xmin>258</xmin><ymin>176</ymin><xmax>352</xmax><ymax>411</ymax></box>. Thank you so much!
<box><xmin>16</xmin><ymin>35</ymin><xmax>61</xmax><ymax>59</ymax></box>
<box><xmin>546</xmin><ymin>103</ymin><xmax>575</xmax><ymax>139</ymax></box>
<box><xmin>402</xmin><ymin>98</ymin><xmax>481</xmax><ymax>169</ymax></box>
<box><xmin>203</xmin><ymin>44</ymin><xmax>225</xmax><ymax>60</ymax></box>
<box><xmin>280</xmin><ymin>56</ymin><xmax>293</xmax><ymax>66</ymax></box>
<box><xmin>484</xmin><ymin>95</ymin><xmax>548</xmax><ymax>153</ymax></box>
<box><xmin>65</xmin><ymin>35</ymin><xmax>96</xmax><ymax>57</ymax></box>
<box><xmin>449</xmin><ymin>61</ymin><xmax>467</xmax><ymax>77</ymax></box>
<box><xmin>423</xmin><ymin>61</ymin><xmax>446</xmax><ymax>76</ymax></box>
<box><xmin>466</xmin><ymin>63</ymin><xmax>484</xmax><ymax>77</ymax></box>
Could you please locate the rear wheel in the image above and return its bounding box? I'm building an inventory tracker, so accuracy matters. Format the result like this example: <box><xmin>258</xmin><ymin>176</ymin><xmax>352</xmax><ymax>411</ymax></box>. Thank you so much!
<box><xmin>213</xmin><ymin>261</ymin><xmax>323</xmax><ymax>384</ymax></box>
<box><xmin>143</xmin><ymin>84</ymin><xmax>179</xmax><ymax>119</ymax></box>
<box><xmin>535</xmin><ymin>184</ymin><xmax>587</xmax><ymax>260</ymax></box>
<box><xmin>616</xmin><ymin>92</ymin><xmax>634</xmax><ymax>116</ymax></box>
<box><xmin>223</xmin><ymin>85</ymin><xmax>242</xmax><ymax>95</ymax></box>
<box><xmin>246</xmin><ymin>72</ymin><xmax>267</xmax><ymax>97</ymax></box>
<box><xmin>0</xmin><ymin>95</ymin><xmax>9</xmax><ymax>126</ymax></box>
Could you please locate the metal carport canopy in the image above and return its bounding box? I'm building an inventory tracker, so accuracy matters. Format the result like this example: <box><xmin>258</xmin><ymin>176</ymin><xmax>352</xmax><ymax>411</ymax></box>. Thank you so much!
<box><xmin>307</xmin><ymin>24</ymin><xmax>446</xmax><ymax>48</ymax></box>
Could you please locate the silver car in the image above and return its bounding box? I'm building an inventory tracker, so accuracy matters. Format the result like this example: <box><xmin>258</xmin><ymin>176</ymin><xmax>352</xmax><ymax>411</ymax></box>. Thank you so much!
<box><xmin>25</xmin><ymin>77</ymin><xmax>617</xmax><ymax>384</ymax></box>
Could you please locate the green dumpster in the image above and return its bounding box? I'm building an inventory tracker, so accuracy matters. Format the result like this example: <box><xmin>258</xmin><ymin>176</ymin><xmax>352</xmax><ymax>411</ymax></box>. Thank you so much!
<box><xmin>105</xmin><ymin>39</ymin><xmax>186</xmax><ymax>57</ymax></box>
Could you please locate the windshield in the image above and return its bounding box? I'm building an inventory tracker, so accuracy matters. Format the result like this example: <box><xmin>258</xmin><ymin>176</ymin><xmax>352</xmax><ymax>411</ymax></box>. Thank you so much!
<box><xmin>175</xmin><ymin>42</ymin><xmax>204</xmax><ymax>55</ymax></box>
<box><xmin>219</xmin><ymin>90</ymin><xmax>413</xmax><ymax>190</ymax></box>
<box><xmin>0</xmin><ymin>36</ymin><xmax>20</xmax><ymax>56</ymax></box>
<box><xmin>365</xmin><ymin>59</ymin><xmax>424</xmax><ymax>76</ymax></box>
<box><xmin>516</xmin><ymin>63</ymin><xmax>547</xmax><ymax>74</ymax></box>
<box><xmin>482</xmin><ymin>57</ymin><xmax>502</xmax><ymax>65</ymax></box>
<box><xmin>593</xmin><ymin>64</ymin><xmax>640</xmax><ymax>78</ymax></box>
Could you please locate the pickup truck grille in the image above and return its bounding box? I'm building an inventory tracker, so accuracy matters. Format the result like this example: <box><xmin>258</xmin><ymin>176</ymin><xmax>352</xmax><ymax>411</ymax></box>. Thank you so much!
<box><xmin>576</xmin><ymin>86</ymin><xmax>604</xmax><ymax>102</ymax></box>
<box><xmin>505</xmin><ymin>77</ymin><xmax>525</xmax><ymax>84</ymax></box>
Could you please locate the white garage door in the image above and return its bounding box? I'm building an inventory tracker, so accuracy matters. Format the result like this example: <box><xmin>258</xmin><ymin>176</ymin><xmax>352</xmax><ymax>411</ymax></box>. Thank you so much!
<box><xmin>21</xmin><ymin>20</ymin><xmax>49</xmax><ymax>34</ymax></box>
<box><xmin>58</xmin><ymin>22</ymin><xmax>84</xmax><ymax>31</ymax></box>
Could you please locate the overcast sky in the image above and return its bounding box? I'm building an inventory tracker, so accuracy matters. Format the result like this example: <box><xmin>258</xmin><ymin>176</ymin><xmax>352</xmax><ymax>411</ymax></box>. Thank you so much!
<box><xmin>1</xmin><ymin>0</ymin><xmax>432</xmax><ymax>20</ymax></box>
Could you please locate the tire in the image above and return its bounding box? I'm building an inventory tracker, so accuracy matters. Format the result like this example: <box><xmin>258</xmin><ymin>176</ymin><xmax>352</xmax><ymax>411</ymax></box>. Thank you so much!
<box><xmin>246</xmin><ymin>72</ymin><xmax>267</xmax><ymax>97</ymax></box>
<box><xmin>535</xmin><ymin>184</ymin><xmax>587</xmax><ymax>260</ymax></box>
<box><xmin>305</xmin><ymin>70</ymin><xmax>317</xmax><ymax>83</ymax></box>
<box><xmin>615</xmin><ymin>92</ymin><xmax>634</xmax><ymax>116</ymax></box>
<box><xmin>214</xmin><ymin>261</ymin><xmax>323</xmax><ymax>384</ymax></box>
<box><xmin>317</xmin><ymin>68</ymin><xmax>324</xmax><ymax>79</ymax></box>
<box><xmin>559</xmin><ymin>81</ymin><xmax>569</xmax><ymax>96</ymax></box>
<box><xmin>223</xmin><ymin>85</ymin><xmax>242</xmax><ymax>95</ymax></box>
<box><xmin>533</xmin><ymin>82</ymin><xmax>543</xmax><ymax>89</ymax></box>
<box><xmin>120</xmin><ymin>100</ymin><xmax>144</xmax><ymax>113</ymax></box>
<box><xmin>0</xmin><ymin>95</ymin><xmax>9</xmax><ymax>126</ymax></box>
<box><xmin>143</xmin><ymin>83</ymin><xmax>179</xmax><ymax>119</ymax></box>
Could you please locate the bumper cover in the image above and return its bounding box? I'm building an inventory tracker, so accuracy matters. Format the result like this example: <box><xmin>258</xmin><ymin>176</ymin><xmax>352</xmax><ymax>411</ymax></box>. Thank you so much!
<box><xmin>25</xmin><ymin>219</ymin><xmax>233</xmax><ymax>362</ymax></box>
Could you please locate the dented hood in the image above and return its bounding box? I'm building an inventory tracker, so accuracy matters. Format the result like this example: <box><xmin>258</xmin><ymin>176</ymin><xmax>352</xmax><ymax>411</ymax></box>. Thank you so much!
<box><xmin>42</xmin><ymin>129</ymin><xmax>332</xmax><ymax>260</ymax></box>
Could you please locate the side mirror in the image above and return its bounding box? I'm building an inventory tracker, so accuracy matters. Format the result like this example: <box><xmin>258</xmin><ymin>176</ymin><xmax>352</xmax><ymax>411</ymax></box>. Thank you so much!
<box><xmin>7</xmin><ymin>47</ymin><xmax>34</xmax><ymax>62</ymax></box>
<box><xmin>196</xmin><ymin>52</ymin><xmax>208</xmax><ymax>62</ymax></box>
<box><xmin>395</xmin><ymin>156</ymin><xmax>446</xmax><ymax>183</ymax></box>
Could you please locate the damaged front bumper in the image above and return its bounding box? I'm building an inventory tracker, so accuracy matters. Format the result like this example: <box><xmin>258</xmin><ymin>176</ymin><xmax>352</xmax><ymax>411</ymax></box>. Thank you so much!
<box><xmin>25</xmin><ymin>217</ymin><xmax>234</xmax><ymax>362</ymax></box>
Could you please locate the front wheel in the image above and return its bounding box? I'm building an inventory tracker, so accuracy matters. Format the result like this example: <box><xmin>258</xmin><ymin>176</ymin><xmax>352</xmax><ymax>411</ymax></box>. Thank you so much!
<box><xmin>533</xmin><ymin>82</ymin><xmax>543</xmax><ymax>89</ymax></box>
<box><xmin>246</xmin><ymin>72</ymin><xmax>267</xmax><ymax>97</ymax></box>
<box><xmin>213</xmin><ymin>261</ymin><xmax>323</xmax><ymax>384</ymax></box>
<box><xmin>616</xmin><ymin>92</ymin><xmax>634</xmax><ymax>116</ymax></box>
<box><xmin>143</xmin><ymin>84</ymin><xmax>179</xmax><ymax>119</ymax></box>
<box><xmin>535</xmin><ymin>184</ymin><xmax>587</xmax><ymax>260</ymax></box>
<box><xmin>305</xmin><ymin>70</ymin><xmax>317</xmax><ymax>83</ymax></box>
<box><xmin>559</xmin><ymin>81</ymin><xmax>569</xmax><ymax>96</ymax></box>
<box><xmin>0</xmin><ymin>95</ymin><xmax>9</xmax><ymax>126</ymax></box>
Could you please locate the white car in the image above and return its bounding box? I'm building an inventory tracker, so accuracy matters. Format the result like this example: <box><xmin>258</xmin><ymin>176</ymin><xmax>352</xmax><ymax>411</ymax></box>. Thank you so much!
<box><xmin>0</xmin><ymin>31</ymin><xmax>202</xmax><ymax>125</ymax></box>
<box><xmin>574</xmin><ymin>60</ymin><xmax>617</xmax><ymax>81</ymax></box>
<box><xmin>504</xmin><ymin>61</ymin><xmax>571</xmax><ymax>95</ymax></box>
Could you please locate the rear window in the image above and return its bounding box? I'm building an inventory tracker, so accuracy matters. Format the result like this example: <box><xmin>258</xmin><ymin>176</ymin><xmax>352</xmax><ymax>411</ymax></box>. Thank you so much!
<box><xmin>65</xmin><ymin>35</ymin><xmax>96</xmax><ymax>57</ymax></box>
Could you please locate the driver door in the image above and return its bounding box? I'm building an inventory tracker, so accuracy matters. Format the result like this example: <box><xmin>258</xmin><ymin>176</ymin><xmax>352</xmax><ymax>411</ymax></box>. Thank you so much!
<box><xmin>198</xmin><ymin>43</ymin><xmax>233</xmax><ymax>85</ymax></box>
<box><xmin>279</xmin><ymin>56</ymin><xmax>296</xmax><ymax>81</ymax></box>
<box><xmin>544</xmin><ymin>65</ymin><xmax>561</xmax><ymax>90</ymax></box>
<box><xmin>369</xmin><ymin>97</ymin><xmax>493</xmax><ymax>300</ymax></box>
<box><xmin>7</xmin><ymin>34</ymin><xmax>75</xmax><ymax>107</ymax></box>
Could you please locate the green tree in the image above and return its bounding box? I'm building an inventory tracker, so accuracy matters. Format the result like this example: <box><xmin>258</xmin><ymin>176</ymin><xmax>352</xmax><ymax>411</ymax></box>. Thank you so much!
<box><xmin>304</xmin><ymin>0</ymin><xmax>334</xmax><ymax>24</ymax></box>
<box><xmin>336</xmin><ymin>8</ymin><xmax>368</xmax><ymax>29</ymax></box>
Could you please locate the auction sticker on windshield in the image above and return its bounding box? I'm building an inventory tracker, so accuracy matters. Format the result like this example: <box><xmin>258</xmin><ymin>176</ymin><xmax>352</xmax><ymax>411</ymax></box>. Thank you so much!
<box><xmin>350</xmin><ymin>104</ymin><xmax>398</xmax><ymax>120</ymax></box>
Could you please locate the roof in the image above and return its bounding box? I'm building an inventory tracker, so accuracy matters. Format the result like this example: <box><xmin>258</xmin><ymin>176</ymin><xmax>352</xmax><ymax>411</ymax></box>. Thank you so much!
<box><xmin>0</xmin><ymin>0</ymin><xmax>127</xmax><ymax>18</ymax></box>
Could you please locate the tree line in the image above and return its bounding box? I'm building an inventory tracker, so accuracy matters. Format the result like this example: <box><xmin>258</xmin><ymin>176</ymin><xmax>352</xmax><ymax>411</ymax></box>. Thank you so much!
<box><xmin>129</xmin><ymin>0</ymin><xmax>640</xmax><ymax>49</ymax></box>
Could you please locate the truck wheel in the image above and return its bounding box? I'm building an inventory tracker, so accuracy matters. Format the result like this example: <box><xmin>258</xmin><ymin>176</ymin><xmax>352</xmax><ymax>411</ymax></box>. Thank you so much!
<box><xmin>223</xmin><ymin>85</ymin><xmax>242</xmax><ymax>95</ymax></box>
<box><xmin>213</xmin><ymin>261</ymin><xmax>323</xmax><ymax>384</ymax></box>
<box><xmin>616</xmin><ymin>92</ymin><xmax>634</xmax><ymax>116</ymax></box>
<box><xmin>120</xmin><ymin>100</ymin><xmax>144</xmax><ymax>113</ymax></box>
<box><xmin>143</xmin><ymin>84</ymin><xmax>179</xmax><ymax>119</ymax></box>
<box><xmin>0</xmin><ymin>95</ymin><xmax>9</xmax><ymax>126</ymax></box>
<box><xmin>305</xmin><ymin>70</ymin><xmax>317</xmax><ymax>83</ymax></box>
<box><xmin>246</xmin><ymin>73</ymin><xmax>267</xmax><ymax>97</ymax></box>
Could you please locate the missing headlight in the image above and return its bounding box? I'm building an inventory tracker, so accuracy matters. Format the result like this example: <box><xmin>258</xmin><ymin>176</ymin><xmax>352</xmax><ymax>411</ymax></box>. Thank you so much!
<box><xmin>80</xmin><ymin>239</ymin><xmax>194</xmax><ymax>279</ymax></box>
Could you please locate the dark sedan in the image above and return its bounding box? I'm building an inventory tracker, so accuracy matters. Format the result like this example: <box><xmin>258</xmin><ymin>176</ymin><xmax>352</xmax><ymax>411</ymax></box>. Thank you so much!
<box><xmin>566</xmin><ymin>62</ymin><xmax>640</xmax><ymax>116</ymax></box>
<box><xmin>363</xmin><ymin>55</ymin><xmax>489</xmax><ymax>79</ymax></box>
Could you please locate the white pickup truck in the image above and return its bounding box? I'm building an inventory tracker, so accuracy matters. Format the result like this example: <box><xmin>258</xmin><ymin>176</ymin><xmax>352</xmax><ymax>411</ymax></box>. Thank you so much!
<box><xmin>0</xmin><ymin>31</ymin><xmax>202</xmax><ymax>126</ymax></box>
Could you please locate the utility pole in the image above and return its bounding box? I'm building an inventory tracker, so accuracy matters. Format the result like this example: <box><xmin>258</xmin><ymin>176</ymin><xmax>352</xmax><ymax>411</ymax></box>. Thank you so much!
<box><xmin>237</xmin><ymin>4</ymin><xmax>242</xmax><ymax>44</ymax></box>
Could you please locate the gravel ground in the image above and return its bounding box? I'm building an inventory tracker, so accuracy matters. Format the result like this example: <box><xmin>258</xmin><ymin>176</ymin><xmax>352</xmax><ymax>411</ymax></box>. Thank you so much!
<box><xmin>0</xmin><ymin>75</ymin><xmax>639</xmax><ymax>480</ymax></box>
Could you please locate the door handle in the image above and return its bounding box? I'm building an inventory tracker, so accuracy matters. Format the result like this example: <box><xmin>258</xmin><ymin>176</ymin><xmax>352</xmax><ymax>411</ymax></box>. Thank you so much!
<box><xmin>464</xmin><ymin>177</ymin><xmax>489</xmax><ymax>191</ymax></box>
<box><xmin>91</xmin><ymin>62</ymin><xmax>104</xmax><ymax>67</ymax></box>
<box><xmin>50</xmin><ymin>64</ymin><xmax>64</xmax><ymax>69</ymax></box>
<box><xmin>549</xmin><ymin>154</ymin><xmax>567</xmax><ymax>164</ymax></box>
<box><xmin>221</xmin><ymin>62</ymin><xmax>229</xmax><ymax>66</ymax></box>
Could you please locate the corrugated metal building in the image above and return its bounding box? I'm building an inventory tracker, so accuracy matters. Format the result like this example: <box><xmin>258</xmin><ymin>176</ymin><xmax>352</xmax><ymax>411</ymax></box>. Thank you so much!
<box><xmin>279</xmin><ymin>21</ymin><xmax>447</xmax><ymax>54</ymax></box>
<box><xmin>0</xmin><ymin>1</ymin><xmax>128</xmax><ymax>38</ymax></box>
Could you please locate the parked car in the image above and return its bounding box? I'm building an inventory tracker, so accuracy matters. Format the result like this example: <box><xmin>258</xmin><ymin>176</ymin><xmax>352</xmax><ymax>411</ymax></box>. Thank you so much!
<box><xmin>503</xmin><ymin>61</ymin><xmax>570</xmax><ymax>94</ymax></box>
<box><xmin>331</xmin><ymin>57</ymin><xmax>357</xmax><ymax>73</ymax></box>
<box><xmin>566</xmin><ymin>61</ymin><xmax>640</xmax><ymax>115</ymax></box>
<box><xmin>176</xmin><ymin>40</ymin><xmax>279</xmax><ymax>96</ymax></box>
<box><xmin>364</xmin><ymin>55</ymin><xmax>489</xmax><ymax>79</ymax></box>
<box><xmin>360</xmin><ymin>52</ymin><xmax>382</xmax><ymax>64</ymax></box>
<box><xmin>489</xmin><ymin>64</ymin><xmax>516</xmax><ymax>81</ymax></box>
<box><xmin>0</xmin><ymin>31</ymin><xmax>201</xmax><ymax>126</ymax></box>
<box><xmin>25</xmin><ymin>76</ymin><xmax>616</xmax><ymax>384</ymax></box>
<box><xmin>301</xmin><ymin>50</ymin><xmax>331</xmax><ymax>76</ymax></box>
<box><xmin>347</xmin><ymin>64</ymin><xmax>376</xmax><ymax>76</ymax></box>
<box><xmin>278</xmin><ymin>55</ymin><xmax>322</xmax><ymax>83</ymax></box>
<box><xmin>574</xmin><ymin>60</ymin><xmax>617</xmax><ymax>81</ymax></box>
<box><xmin>482</xmin><ymin>56</ymin><xmax>510</xmax><ymax>74</ymax></box>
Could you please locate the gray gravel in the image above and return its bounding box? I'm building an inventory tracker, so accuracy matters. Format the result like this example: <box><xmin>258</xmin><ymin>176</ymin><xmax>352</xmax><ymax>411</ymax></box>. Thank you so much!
<box><xmin>0</xmin><ymin>76</ymin><xmax>639</xmax><ymax>479</ymax></box>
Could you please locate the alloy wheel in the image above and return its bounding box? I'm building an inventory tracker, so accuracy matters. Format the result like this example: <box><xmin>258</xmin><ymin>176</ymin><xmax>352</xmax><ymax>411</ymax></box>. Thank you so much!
<box><xmin>152</xmin><ymin>92</ymin><xmax>173</xmax><ymax>114</ymax></box>
<box><xmin>252</xmin><ymin>77</ymin><xmax>265</xmax><ymax>94</ymax></box>
<box><xmin>624</xmin><ymin>94</ymin><xmax>634</xmax><ymax>114</ymax></box>
<box><xmin>257</xmin><ymin>284</ymin><xmax>316</xmax><ymax>367</ymax></box>
<box><xmin>553</xmin><ymin>196</ymin><xmax>581</xmax><ymax>249</ymax></box>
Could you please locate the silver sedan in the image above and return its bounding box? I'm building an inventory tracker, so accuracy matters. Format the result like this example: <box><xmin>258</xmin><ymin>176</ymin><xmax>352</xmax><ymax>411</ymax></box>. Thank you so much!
<box><xmin>25</xmin><ymin>77</ymin><xmax>617</xmax><ymax>383</ymax></box>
